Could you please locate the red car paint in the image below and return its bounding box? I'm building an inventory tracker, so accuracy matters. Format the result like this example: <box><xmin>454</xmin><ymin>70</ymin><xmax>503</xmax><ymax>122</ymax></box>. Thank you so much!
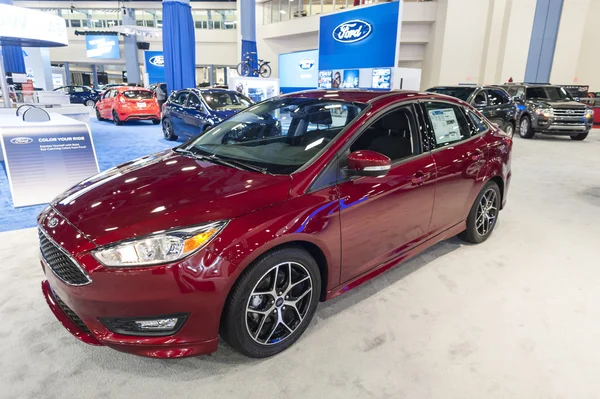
<box><xmin>39</xmin><ymin>90</ymin><xmax>512</xmax><ymax>358</ymax></box>
<box><xmin>96</xmin><ymin>86</ymin><xmax>160</xmax><ymax>123</ymax></box>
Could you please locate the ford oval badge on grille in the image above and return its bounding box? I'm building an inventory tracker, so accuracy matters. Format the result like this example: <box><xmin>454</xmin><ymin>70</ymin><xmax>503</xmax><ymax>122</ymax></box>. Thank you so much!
<box><xmin>10</xmin><ymin>137</ymin><xmax>33</xmax><ymax>145</ymax></box>
<box><xmin>149</xmin><ymin>55</ymin><xmax>164</xmax><ymax>67</ymax></box>
<box><xmin>298</xmin><ymin>58</ymin><xmax>315</xmax><ymax>71</ymax></box>
<box><xmin>47</xmin><ymin>217</ymin><xmax>59</xmax><ymax>228</ymax></box>
<box><xmin>332</xmin><ymin>19</ymin><xmax>372</xmax><ymax>43</ymax></box>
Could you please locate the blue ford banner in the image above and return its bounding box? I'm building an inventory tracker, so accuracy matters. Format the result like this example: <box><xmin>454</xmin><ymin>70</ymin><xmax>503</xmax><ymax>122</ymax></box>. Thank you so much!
<box><xmin>0</xmin><ymin>114</ymin><xmax>99</xmax><ymax>207</ymax></box>
<box><xmin>86</xmin><ymin>34</ymin><xmax>120</xmax><ymax>59</ymax></box>
<box><xmin>144</xmin><ymin>51</ymin><xmax>165</xmax><ymax>85</ymax></box>
<box><xmin>318</xmin><ymin>2</ymin><xmax>401</xmax><ymax>70</ymax></box>
<box><xmin>278</xmin><ymin>49</ymin><xmax>319</xmax><ymax>93</ymax></box>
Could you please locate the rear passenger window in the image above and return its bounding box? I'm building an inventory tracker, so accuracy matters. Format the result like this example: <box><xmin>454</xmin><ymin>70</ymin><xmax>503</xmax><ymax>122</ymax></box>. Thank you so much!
<box><xmin>423</xmin><ymin>102</ymin><xmax>471</xmax><ymax>148</ymax></box>
<box><xmin>465</xmin><ymin>109</ymin><xmax>489</xmax><ymax>135</ymax></box>
<box><xmin>487</xmin><ymin>89</ymin><xmax>509</xmax><ymax>106</ymax></box>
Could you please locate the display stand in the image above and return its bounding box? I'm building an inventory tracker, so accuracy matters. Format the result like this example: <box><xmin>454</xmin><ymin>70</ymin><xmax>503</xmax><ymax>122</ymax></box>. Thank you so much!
<box><xmin>228</xmin><ymin>75</ymin><xmax>280</xmax><ymax>102</ymax></box>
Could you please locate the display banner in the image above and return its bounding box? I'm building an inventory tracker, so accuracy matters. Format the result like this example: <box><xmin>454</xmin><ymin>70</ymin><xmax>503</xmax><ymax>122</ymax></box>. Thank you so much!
<box><xmin>278</xmin><ymin>49</ymin><xmax>318</xmax><ymax>93</ymax></box>
<box><xmin>318</xmin><ymin>2</ymin><xmax>401</xmax><ymax>70</ymax></box>
<box><xmin>86</xmin><ymin>34</ymin><xmax>120</xmax><ymax>59</ymax></box>
<box><xmin>0</xmin><ymin>114</ymin><xmax>99</xmax><ymax>207</ymax></box>
<box><xmin>0</xmin><ymin>4</ymin><xmax>68</xmax><ymax>47</ymax></box>
<box><xmin>144</xmin><ymin>51</ymin><xmax>165</xmax><ymax>84</ymax></box>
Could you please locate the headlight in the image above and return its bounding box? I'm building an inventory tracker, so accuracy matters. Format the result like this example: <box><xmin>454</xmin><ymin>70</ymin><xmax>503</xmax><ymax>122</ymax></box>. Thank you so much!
<box><xmin>92</xmin><ymin>221</ymin><xmax>228</xmax><ymax>267</ymax></box>
<box><xmin>535</xmin><ymin>108</ymin><xmax>553</xmax><ymax>118</ymax></box>
<box><xmin>585</xmin><ymin>109</ymin><xmax>594</xmax><ymax>119</ymax></box>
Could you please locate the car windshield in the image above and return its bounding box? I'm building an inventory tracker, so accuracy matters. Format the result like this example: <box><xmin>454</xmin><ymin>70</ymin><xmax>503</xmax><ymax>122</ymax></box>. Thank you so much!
<box><xmin>427</xmin><ymin>87</ymin><xmax>476</xmax><ymax>101</ymax></box>
<box><xmin>526</xmin><ymin>87</ymin><xmax>573</xmax><ymax>101</ymax></box>
<box><xmin>201</xmin><ymin>91</ymin><xmax>253</xmax><ymax>110</ymax></box>
<box><xmin>184</xmin><ymin>97</ymin><xmax>366</xmax><ymax>174</ymax></box>
<box><xmin>122</xmin><ymin>90</ymin><xmax>154</xmax><ymax>99</ymax></box>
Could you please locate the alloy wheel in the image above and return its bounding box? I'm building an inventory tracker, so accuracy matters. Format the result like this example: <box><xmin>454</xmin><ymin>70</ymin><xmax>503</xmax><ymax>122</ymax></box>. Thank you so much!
<box><xmin>476</xmin><ymin>188</ymin><xmax>498</xmax><ymax>236</ymax></box>
<box><xmin>520</xmin><ymin>118</ymin><xmax>528</xmax><ymax>136</ymax></box>
<box><xmin>505</xmin><ymin>124</ymin><xmax>514</xmax><ymax>137</ymax></box>
<box><xmin>245</xmin><ymin>262</ymin><xmax>313</xmax><ymax>345</ymax></box>
<box><xmin>163</xmin><ymin>119</ymin><xmax>171</xmax><ymax>138</ymax></box>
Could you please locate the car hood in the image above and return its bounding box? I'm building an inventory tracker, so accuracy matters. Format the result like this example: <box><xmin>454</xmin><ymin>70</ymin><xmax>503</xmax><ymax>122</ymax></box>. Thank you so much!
<box><xmin>51</xmin><ymin>150</ymin><xmax>292</xmax><ymax>246</ymax></box>
<box><xmin>533</xmin><ymin>100</ymin><xmax>587</xmax><ymax>108</ymax></box>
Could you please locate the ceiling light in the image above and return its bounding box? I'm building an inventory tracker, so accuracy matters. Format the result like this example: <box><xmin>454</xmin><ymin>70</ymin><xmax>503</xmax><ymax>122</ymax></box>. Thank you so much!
<box><xmin>280</xmin><ymin>10</ymin><xmax>287</xmax><ymax>14</ymax></box>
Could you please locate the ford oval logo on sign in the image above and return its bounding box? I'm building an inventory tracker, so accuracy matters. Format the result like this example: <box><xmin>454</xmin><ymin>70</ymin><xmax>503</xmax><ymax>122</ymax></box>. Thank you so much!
<box><xmin>149</xmin><ymin>55</ymin><xmax>164</xmax><ymax>67</ymax></box>
<box><xmin>332</xmin><ymin>19</ymin><xmax>372</xmax><ymax>43</ymax></box>
<box><xmin>298</xmin><ymin>58</ymin><xmax>315</xmax><ymax>71</ymax></box>
<box><xmin>10</xmin><ymin>137</ymin><xmax>33</xmax><ymax>145</ymax></box>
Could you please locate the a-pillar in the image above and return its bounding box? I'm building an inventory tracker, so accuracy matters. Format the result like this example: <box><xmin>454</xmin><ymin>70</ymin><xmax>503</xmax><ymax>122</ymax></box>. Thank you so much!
<box><xmin>123</xmin><ymin>8</ymin><xmax>141</xmax><ymax>84</ymax></box>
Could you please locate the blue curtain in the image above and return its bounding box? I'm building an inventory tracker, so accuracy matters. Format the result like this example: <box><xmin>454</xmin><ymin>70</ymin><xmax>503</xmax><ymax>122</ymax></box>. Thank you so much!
<box><xmin>241</xmin><ymin>40</ymin><xmax>258</xmax><ymax>77</ymax></box>
<box><xmin>162</xmin><ymin>0</ymin><xmax>196</xmax><ymax>95</ymax></box>
<box><xmin>2</xmin><ymin>46</ymin><xmax>26</xmax><ymax>74</ymax></box>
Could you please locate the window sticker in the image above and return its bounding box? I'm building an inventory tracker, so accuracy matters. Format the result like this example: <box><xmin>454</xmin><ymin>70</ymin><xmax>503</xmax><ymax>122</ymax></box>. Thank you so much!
<box><xmin>428</xmin><ymin>108</ymin><xmax>462</xmax><ymax>144</ymax></box>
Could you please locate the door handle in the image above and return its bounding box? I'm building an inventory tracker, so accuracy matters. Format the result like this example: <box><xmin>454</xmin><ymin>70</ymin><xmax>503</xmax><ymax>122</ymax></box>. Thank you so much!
<box><xmin>472</xmin><ymin>149</ymin><xmax>484</xmax><ymax>161</ymax></box>
<box><xmin>411</xmin><ymin>171</ymin><xmax>430</xmax><ymax>186</ymax></box>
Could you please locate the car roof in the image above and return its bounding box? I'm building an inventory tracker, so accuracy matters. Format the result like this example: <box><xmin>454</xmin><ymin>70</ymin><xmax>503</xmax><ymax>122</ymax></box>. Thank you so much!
<box><xmin>114</xmin><ymin>86</ymin><xmax>152</xmax><ymax>92</ymax></box>
<box><xmin>280</xmin><ymin>89</ymin><xmax>466</xmax><ymax>104</ymax></box>
<box><xmin>428</xmin><ymin>85</ymin><xmax>505</xmax><ymax>90</ymax></box>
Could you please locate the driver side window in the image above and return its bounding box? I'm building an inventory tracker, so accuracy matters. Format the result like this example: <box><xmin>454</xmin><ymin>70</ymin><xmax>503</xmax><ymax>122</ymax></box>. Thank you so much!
<box><xmin>473</xmin><ymin>91</ymin><xmax>487</xmax><ymax>107</ymax></box>
<box><xmin>349</xmin><ymin>106</ymin><xmax>417</xmax><ymax>163</ymax></box>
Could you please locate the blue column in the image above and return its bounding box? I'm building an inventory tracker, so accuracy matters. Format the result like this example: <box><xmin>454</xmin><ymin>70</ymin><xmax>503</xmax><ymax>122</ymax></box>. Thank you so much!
<box><xmin>91</xmin><ymin>64</ymin><xmax>98</xmax><ymax>89</ymax></box>
<box><xmin>162</xmin><ymin>0</ymin><xmax>196</xmax><ymax>93</ymax></box>
<box><xmin>123</xmin><ymin>9</ymin><xmax>141</xmax><ymax>84</ymax></box>
<box><xmin>240</xmin><ymin>0</ymin><xmax>258</xmax><ymax>76</ymax></box>
<box><xmin>0</xmin><ymin>0</ymin><xmax>26</xmax><ymax>74</ymax></box>
<box><xmin>524</xmin><ymin>0</ymin><xmax>564</xmax><ymax>83</ymax></box>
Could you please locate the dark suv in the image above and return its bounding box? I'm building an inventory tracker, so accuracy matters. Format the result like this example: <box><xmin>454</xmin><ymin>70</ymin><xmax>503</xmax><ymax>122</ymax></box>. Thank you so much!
<box><xmin>499</xmin><ymin>84</ymin><xmax>594</xmax><ymax>141</ymax></box>
<box><xmin>426</xmin><ymin>86</ymin><xmax>517</xmax><ymax>136</ymax></box>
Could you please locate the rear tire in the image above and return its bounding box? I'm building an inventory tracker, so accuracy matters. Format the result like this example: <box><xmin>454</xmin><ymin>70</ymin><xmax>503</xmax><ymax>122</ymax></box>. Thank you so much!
<box><xmin>95</xmin><ymin>108</ymin><xmax>104</xmax><ymax>121</ymax></box>
<box><xmin>519</xmin><ymin>116</ymin><xmax>534</xmax><ymax>138</ymax></box>
<box><xmin>152</xmin><ymin>119</ymin><xmax>160</xmax><ymax>125</ymax></box>
<box><xmin>459</xmin><ymin>181</ymin><xmax>501</xmax><ymax>244</ymax></box>
<box><xmin>112</xmin><ymin>110</ymin><xmax>122</xmax><ymax>125</ymax></box>
<box><xmin>162</xmin><ymin>118</ymin><xmax>177</xmax><ymax>141</ymax></box>
<box><xmin>259</xmin><ymin>64</ymin><xmax>272</xmax><ymax>78</ymax></box>
<box><xmin>85</xmin><ymin>99</ymin><xmax>96</xmax><ymax>107</ymax></box>
<box><xmin>220</xmin><ymin>246</ymin><xmax>321</xmax><ymax>358</ymax></box>
<box><xmin>570</xmin><ymin>132</ymin><xmax>588</xmax><ymax>141</ymax></box>
<box><xmin>504</xmin><ymin>121</ymin><xmax>515</xmax><ymax>138</ymax></box>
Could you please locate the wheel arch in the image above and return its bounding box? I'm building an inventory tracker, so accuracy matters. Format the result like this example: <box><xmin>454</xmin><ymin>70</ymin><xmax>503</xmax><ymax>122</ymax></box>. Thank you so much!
<box><xmin>488</xmin><ymin>175</ymin><xmax>505</xmax><ymax>209</ymax></box>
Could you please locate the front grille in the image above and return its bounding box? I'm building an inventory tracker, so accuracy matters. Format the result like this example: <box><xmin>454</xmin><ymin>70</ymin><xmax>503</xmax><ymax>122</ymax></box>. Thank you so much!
<box><xmin>52</xmin><ymin>290</ymin><xmax>92</xmax><ymax>334</ymax></box>
<box><xmin>39</xmin><ymin>229</ymin><xmax>91</xmax><ymax>286</ymax></box>
<box><xmin>553</xmin><ymin>108</ymin><xmax>586</xmax><ymax>117</ymax></box>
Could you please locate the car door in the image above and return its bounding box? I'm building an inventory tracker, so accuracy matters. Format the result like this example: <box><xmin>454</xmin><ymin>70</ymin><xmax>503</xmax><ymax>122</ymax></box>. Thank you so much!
<box><xmin>170</xmin><ymin>91</ymin><xmax>189</xmax><ymax>135</ymax></box>
<box><xmin>485</xmin><ymin>89</ymin><xmax>515</xmax><ymax>129</ymax></box>
<box><xmin>182</xmin><ymin>92</ymin><xmax>206</xmax><ymax>136</ymax></box>
<box><xmin>69</xmin><ymin>86</ymin><xmax>85</xmax><ymax>104</ymax></box>
<box><xmin>420</xmin><ymin>100</ymin><xmax>488</xmax><ymax>237</ymax></box>
<box><xmin>101</xmin><ymin>90</ymin><xmax>116</xmax><ymax>118</ymax></box>
<box><xmin>470</xmin><ymin>89</ymin><xmax>495</xmax><ymax>121</ymax></box>
<box><xmin>337</xmin><ymin>103</ymin><xmax>437</xmax><ymax>283</ymax></box>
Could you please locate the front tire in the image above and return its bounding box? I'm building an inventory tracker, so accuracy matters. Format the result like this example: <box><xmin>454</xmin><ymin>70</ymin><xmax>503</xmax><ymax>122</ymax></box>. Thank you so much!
<box><xmin>112</xmin><ymin>110</ymin><xmax>122</xmax><ymax>125</ymax></box>
<box><xmin>459</xmin><ymin>181</ymin><xmax>501</xmax><ymax>244</ymax></box>
<box><xmin>151</xmin><ymin>119</ymin><xmax>160</xmax><ymax>125</ymax></box>
<box><xmin>519</xmin><ymin>116</ymin><xmax>534</xmax><ymax>138</ymax></box>
<box><xmin>162</xmin><ymin>118</ymin><xmax>177</xmax><ymax>141</ymax></box>
<box><xmin>236</xmin><ymin>62</ymin><xmax>250</xmax><ymax>77</ymax></box>
<box><xmin>220</xmin><ymin>246</ymin><xmax>321</xmax><ymax>358</ymax></box>
<box><xmin>504</xmin><ymin>121</ymin><xmax>515</xmax><ymax>138</ymax></box>
<box><xmin>95</xmin><ymin>107</ymin><xmax>104</xmax><ymax>121</ymax></box>
<box><xmin>570</xmin><ymin>132</ymin><xmax>588</xmax><ymax>141</ymax></box>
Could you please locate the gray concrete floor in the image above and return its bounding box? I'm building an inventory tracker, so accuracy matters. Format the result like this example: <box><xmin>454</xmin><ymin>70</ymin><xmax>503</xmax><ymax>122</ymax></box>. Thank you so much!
<box><xmin>1</xmin><ymin>130</ymin><xmax>600</xmax><ymax>399</ymax></box>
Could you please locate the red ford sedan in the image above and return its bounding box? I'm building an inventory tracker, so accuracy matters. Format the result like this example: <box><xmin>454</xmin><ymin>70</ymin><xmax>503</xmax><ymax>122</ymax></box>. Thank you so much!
<box><xmin>95</xmin><ymin>86</ymin><xmax>160</xmax><ymax>125</ymax></box>
<box><xmin>39</xmin><ymin>90</ymin><xmax>512</xmax><ymax>358</ymax></box>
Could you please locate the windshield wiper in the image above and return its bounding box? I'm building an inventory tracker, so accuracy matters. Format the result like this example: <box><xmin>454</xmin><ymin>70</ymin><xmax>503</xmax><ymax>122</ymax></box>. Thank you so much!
<box><xmin>208</xmin><ymin>154</ymin><xmax>268</xmax><ymax>174</ymax></box>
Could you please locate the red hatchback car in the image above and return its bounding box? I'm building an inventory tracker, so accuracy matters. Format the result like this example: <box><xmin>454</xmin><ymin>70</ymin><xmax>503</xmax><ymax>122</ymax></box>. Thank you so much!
<box><xmin>96</xmin><ymin>86</ymin><xmax>161</xmax><ymax>125</ymax></box>
<box><xmin>39</xmin><ymin>90</ymin><xmax>512</xmax><ymax>358</ymax></box>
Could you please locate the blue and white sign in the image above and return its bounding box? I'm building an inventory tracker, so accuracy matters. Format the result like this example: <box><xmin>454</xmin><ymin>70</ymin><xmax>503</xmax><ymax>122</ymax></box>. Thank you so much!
<box><xmin>279</xmin><ymin>50</ymin><xmax>319</xmax><ymax>94</ymax></box>
<box><xmin>332</xmin><ymin>20</ymin><xmax>372</xmax><ymax>43</ymax></box>
<box><xmin>319</xmin><ymin>2</ymin><xmax>401</xmax><ymax>70</ymax></box>
<box><xmin>144</xmin><ymin>51</ymin><xmax>165</xmax><ymax>85</ymax></box>
<box><xmin>86</xmin><ymin>35</ymin><xmax>120</xmax><ymax>59</ymax></box>
<box><xmin>0</xmin><ymin>114</ymin><xmax>99</xmax><ymax>207</ymax></box>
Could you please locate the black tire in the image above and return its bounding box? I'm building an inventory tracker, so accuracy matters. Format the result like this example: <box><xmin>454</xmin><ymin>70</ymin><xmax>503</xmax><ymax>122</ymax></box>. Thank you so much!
<box><xmin>162</xmin><ymin>118</ymin><xmax>177</xmax><ymax>141</ymax></box>
<box><xmin>504</xmin><ymin>121</ymin><xmax>515</xmax><ymax>138</ymax></box>
<box><xmin>112</xmin><ymin>110</ymin><xmax>122</xmax><ymax>125</ymax></box>
<box><xmin>220</xmin><ymin>246</ymin><xmax>321</xmax><ymax>358</ymax></box>
<box><xmin>236</xmin><ymin>62</ymin><xmax>250</xmax><ymax>77</ymax></box>
<box><xmin>259</xmin><ymin>64</ymin><xmax>272</xmax><ymax>78</ymax></box>
<box><xmin>95</xmin><ymin>108</ymin><xmax>104</xmax><ymax>121</ymax></box>
<box><xmin>570</xmin><ymin>132</ymin><xmax>588</xmax><ymax>141</ymax></box>
<box><xmin>85</xmin><ymin>99</ymin><xmax>96</xmax><ymax>107</ymax></box>
<box><xmin>519</xmin><ymin>115</ymin><xmax>534</xmax><ymax>138</ymax></box>
<box><xmin>459</xmin><ymin>181</ymin><xmax>501</xmax><ymax>244</ymax></box>
<box><xmin>152</xmin><ymin>119</ymin><xmax>160</xmax><ymax>125</ymax></box>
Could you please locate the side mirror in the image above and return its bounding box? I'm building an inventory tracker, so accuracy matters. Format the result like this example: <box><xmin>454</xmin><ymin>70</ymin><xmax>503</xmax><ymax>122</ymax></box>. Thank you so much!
<box><xmin>512</xmin><ymin>96</ymin><xmax>522</xmax><ymax>103</ymax></box>
<box><xmin>347</xmin><ymin>150</ymin><xmax>391</xmax><ymax>177</ymax></box>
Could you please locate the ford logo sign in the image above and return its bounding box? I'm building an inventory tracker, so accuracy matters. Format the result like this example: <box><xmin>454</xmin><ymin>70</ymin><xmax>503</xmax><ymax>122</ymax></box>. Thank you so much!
<box><xmin>10</xmin><ymin>137</ymin><xmax>33</xmax><ymax>145</ymax></box>
<box><xmin>149</xmin><ymin>55</ymin><xmax>164</xmax><ymax>67</ymax></box>
<box><xmin>332</xmin><ymin>19</ymin><xmax>372</xmax><ymax>43</ymax></box>
<box><xmin>298</xmin><ymin>58</ymin><xmax>315</xmax><ymax>71</ymax></box>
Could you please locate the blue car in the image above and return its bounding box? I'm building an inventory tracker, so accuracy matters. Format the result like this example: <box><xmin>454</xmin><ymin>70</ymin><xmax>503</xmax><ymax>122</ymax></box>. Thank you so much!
<box><xmin>162</xmin><ymin>88</ymin><xmax>253</xmax><ymax>141</ymax></box>
<box><xmin>53</xmin><ymin>85</ymin><xmax>100</xmax><ymax>106</ymax></box>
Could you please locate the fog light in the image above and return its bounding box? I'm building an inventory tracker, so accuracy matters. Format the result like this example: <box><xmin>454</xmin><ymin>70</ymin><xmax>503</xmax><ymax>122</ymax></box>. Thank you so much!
<box><xmin>135</xmin><ymin>318</ymin><xmax>178</xmax><ymax>331</ymax></box>
<box><xmin>100</xmin><ymin>313</ymin><xmax>188</xmax><ymax>336</ymax></box>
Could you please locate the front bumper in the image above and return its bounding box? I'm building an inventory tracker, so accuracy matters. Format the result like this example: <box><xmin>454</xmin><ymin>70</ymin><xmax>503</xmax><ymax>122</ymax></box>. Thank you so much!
<box><xmin>532</xmin><ymin>116</ymin><xmax>592</xmax><ymax>134</ymax></box>
<box><xmin>38</xmin><ymin>210</ymin><xmax>233</xmax><ymax>358</ymax></box>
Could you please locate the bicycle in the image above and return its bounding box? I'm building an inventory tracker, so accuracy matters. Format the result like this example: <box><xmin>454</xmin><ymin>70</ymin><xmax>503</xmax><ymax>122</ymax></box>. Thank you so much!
<box><xmin>236</xmin><ymin>52</ymin><xmax>272</xmax><ymax>78</ymax></box>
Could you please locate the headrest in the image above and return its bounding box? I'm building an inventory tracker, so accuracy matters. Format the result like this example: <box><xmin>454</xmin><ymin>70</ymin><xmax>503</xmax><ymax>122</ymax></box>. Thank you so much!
<box><xmin>380</xmin><ymin>111</ymin><xmax>408</xmax><ymax>131</ymax></box>
<box><xmin>307</xmin><ymin>108</ymin><xmax>332</xmax><ymax>125</ymax></box>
